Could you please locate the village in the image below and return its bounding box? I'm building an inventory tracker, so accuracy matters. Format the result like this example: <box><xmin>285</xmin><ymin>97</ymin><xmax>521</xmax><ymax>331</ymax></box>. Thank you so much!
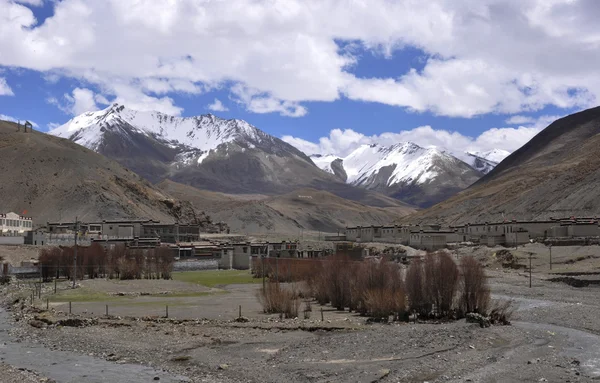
<box><xmin>4</xmin><ymin>211</ymin><xmax>600</xmax><ymax>381</ymax></box>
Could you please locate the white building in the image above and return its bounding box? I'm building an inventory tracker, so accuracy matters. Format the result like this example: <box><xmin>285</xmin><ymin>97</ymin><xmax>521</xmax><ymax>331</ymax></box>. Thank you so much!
<box><xmin>0</xmin><ymin>212</ymin><xmax>33</xmax><ymax>236</ymax></box>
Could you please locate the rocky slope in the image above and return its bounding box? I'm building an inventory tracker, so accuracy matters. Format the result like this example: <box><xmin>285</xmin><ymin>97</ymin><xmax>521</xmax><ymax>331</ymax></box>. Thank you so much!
<box><xmin>158</xmin><ymin>180</ymin><xmax>415</xmax><ymax>233</ymax></box>
<box><xmin>311</xmin><ymin>143</ymin><xmax>482</xmax><ymax>207</ymax></box>
<box><xmin>0</xmin><ymin>119</ymin><xmax>201</xmax><ymax>224</ymax></box>
<box><xmin>407</xmin><ymin>107</ymin><xmax>600</xmax><ymax>224</ymax></box>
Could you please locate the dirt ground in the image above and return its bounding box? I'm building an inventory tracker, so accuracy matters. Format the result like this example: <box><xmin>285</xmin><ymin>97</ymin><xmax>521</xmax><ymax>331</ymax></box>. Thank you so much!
<box><xmin>5</xmin><ymin>246</ymin><xmax>600</xmax><ymax>382</ymax></box>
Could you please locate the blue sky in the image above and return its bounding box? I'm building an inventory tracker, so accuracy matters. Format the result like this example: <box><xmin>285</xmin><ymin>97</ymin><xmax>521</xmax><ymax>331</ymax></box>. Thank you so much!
<box><xmin>0</xmin><ymin>0</ymin><xmax>595</xmax><ymax>157</ymax></box>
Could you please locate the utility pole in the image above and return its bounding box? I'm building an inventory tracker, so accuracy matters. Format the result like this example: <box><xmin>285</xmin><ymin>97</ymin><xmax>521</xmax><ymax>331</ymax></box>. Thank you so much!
<box><xmin>529</xmin><ymin>252</ymin><xmax>532</xmax><ymax>288</ymax></box>
<box><xmin>72</xmin><ymin>217</ymin><xmax>78</xmax><ymax>289</ymax></box>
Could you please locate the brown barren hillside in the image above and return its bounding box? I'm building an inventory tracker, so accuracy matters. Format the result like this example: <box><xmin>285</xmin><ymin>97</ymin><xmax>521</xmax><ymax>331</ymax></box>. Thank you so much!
<box><xmin>0</xmin><ymin>120</ymin><xmax>197</xmax><ymax>224</ymax></box>
<box><xmin>406</xmin><ymin>106</ymin><xmax>600</xmax><ymax>225</ymax></box>
<box><xmin>158</xmin><ymin>180</ymin><xmax>415</xmax><ymax>232</ymax></box>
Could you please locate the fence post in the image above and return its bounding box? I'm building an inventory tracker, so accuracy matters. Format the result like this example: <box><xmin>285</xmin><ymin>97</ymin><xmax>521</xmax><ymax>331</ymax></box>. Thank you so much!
<box><xmin>54</xmin><ymin>278</ymin><xmax>57</xmax><ymax>294</ymax></box>
<box><xmin>321</xmin><ymin>307</ymin><xmax>324</xmax><ymax>322</ymax></box>
<box><xmin>239</xmin><ymin>305</ymin><xmax>241</xmax><ymax>318</ymax></box>
<box><xmin>105</xmin><ymin>304</ymin><xmax>108</xmax><ymax>317</ymax></box>
<box><xmin>69</xmin><ymin>301</ymin><xmax>72</xmax><ymax>314</ymax></box>
<box><xmin>46</xmin><ymin>298</ymin><xmax>49</xmax><ymax>310</ymax></box>
<box><xmin>166</xmin><ymin>305</ymin><xmax>169</xmax><ymax>318</ymax></box>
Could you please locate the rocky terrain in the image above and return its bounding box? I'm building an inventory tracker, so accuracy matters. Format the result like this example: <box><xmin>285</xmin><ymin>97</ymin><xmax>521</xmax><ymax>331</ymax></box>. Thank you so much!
<box><xmin>0</xmin><ymin>119</ymin><xmax>227</xmax><ymax>226</ymax></box>
<box><xmin>407</xmin><ymin>106</ymin><xmax>600</xmax><ymax>224</ymax></box>
<box><xmin>159</xmin><ymin>180</ymin><xmax>415</xmax><ymax>233</ymax></box>
<box><xmin>3</xmin><ymin>255</ymin><xmax>600</xmax><ymax>383</ymax></box>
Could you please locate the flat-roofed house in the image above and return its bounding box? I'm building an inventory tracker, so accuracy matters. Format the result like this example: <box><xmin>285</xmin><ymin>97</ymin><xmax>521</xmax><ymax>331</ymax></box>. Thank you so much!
<box><xmin>0</xmin><ymin>212</ymin><xmax>33</xmax><ymax>236</ymax></box>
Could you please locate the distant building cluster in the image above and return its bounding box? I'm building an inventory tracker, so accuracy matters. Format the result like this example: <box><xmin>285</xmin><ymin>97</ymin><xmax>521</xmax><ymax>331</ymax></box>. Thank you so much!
<box><xmin>341</xmin><ymin>217</ymin><xmax>600</xmax><ymax>251</ymax></box>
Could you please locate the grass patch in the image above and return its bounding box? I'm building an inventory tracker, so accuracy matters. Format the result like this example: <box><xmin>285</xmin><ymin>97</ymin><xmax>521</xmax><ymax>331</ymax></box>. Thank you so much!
<box><xmin>48</xmin><ymin>289</ymin><xmax>125</xmax><ymax>303</ymax></box>
<box><xmin>172</xmin><ymin>270</ymin><xmax>260</xmax><ymax>287</ymax></box>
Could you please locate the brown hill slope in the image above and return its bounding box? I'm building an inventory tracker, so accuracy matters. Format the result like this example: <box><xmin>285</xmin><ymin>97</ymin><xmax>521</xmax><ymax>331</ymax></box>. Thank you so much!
<box><xmin>158</xmin><ymin>180</ymin><xmax>415</xmax><ymax>233</ymax></box>
<box><xmin>406</xmin><ymin>107</ymin><xmax>600</xmax><ymax>225</ymax></box>
<box><xmin>0</xmin><ymin>120</ymin><xmax>197</xmax><ymax>224</ymax></box>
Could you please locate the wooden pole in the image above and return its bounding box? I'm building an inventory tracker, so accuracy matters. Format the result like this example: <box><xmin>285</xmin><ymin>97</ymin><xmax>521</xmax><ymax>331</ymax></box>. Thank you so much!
<box><xmin>239</xmin><ymin>305</ymin><xmax>241</xmax><ymax>318</ymax></box>
<box><xmin>54</xmin><ymin>278</ymin><xmax>57</xmax><ymax>294</ymax></box>
<box><xmin>69</xmin><ymin>301</ymin><xmax>72</xmax><ymax>314</ymax></box>
<box><xmin>166</xmin><ymin>305</ymin><xmax>169</xmax><ymax>318</ymax></box>
<box><xmin>46</xmin><ymin>298</ymin><xmax>49</xmax><ymax>310</ymax></box>
<box><xmin>549</xmin><ymin>245</ymin><xmax>552</xmax><ymax>270</ymax></box>
<box><xmin>529</xmin><ymin>253</ymin><xmax>532</xmax><ymax>288</ymax></box>
<box><xmin>321</xmin><ymin>307</ymin><xmax>324</xmax><ymax>322</ymax></box>
<box><xmin>105</xmin><ymin>304</ymin><xmax>108</xmax><ymax>317</ymax></box>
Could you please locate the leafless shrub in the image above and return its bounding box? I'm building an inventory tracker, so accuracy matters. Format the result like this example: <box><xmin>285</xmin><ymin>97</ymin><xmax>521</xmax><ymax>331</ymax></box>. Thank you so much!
<box><xmin>406</xmin><ymin>258</ymin><xmax>428</xmax><ymax>316</ymax></box>
<box><xmin>488</xmin><ymin>300</ymin><xmax>514</xmax><ymax>325</ymax></box>
<box><xmin>257</xmin><ymin>282</ymin><xmax>300</xmax><ymax>318</ymax></box>
<box><xmin>459</xmin><ymin>256</ymin><xmax>490</xmax><ymax>315</ymax></box>
<box><xmin>424</xmin><ymin>251</ymin><xmax>459</xmax><ymax>317</ymax></box>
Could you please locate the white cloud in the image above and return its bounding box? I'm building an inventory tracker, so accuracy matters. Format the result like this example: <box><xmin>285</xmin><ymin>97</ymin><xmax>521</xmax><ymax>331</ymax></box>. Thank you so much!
<box><xmin>283</xmin><ymin>114</ymin><xmax>560</xmax><ymax>158</ymax></box>
<box><xmin>207</xmin><ymin>98</ymin><xmax>228</xmax><ymax>112</ymax></box>
<box><xmin>505</xmin><ymin>115</ymin><xmax>535</xmax><ymax>125</ymax></box>
<box><xmin>0</xmin><ymin>77</ymin><xmax>14</xmax><ymax>96</ymax></box>
<box><xmin>14</xmin><ymin>0</ymin><xmax>44</xmax><ymax>6</ymax></box>
<box><xmin>49</xmin><ymin>87</ymin><xmax>99</xmax><ymax>115</ymax></box>
<box><xmin>0</xmin><ymin>113</ymin><xmax>39</xmax><ymax>127</ymax></box>
<box><xmin>231</xmin><ymin>85</ymin><xmax>307</xmax><ymax>117</ymax></box>
<box><xmin>1</xmin><ymin>0</ymin><xmax>600</xmax><ymax>117</ymax></box>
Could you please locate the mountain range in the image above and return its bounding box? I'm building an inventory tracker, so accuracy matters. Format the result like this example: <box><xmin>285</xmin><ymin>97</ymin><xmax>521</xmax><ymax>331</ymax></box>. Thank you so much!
<box><xmin>407</xmin><ymin>106</ymin><xmax>600</xmax><ymax>224</ymax></box>
<box><xmin>310</xmin><ymin>144</ymin><xmax>508</xmax><ymax>207</ymax></box>
<box><xmin>49</xmin><ymin>103</ymin><xmax>507</xmax><ymax>209</ymax></box>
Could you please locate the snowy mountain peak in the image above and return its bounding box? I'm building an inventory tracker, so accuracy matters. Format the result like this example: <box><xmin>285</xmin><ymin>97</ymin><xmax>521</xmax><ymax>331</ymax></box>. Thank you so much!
<box><xmin>49</xmin><ymin>104</ymin><xmax>271</xmax><ymax>158</ymax></box>
<box><xmin>464</xmin><ymin>149</ymin><xmax>510</xmax><ymax>174</ymax></box>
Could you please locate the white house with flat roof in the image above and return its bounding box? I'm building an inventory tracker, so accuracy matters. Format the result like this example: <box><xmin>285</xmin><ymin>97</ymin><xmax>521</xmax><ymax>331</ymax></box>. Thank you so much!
<box><xmin>0</xmin><ymin>212</ymin><xmax>33</xmax><ymax>236</ymax></box>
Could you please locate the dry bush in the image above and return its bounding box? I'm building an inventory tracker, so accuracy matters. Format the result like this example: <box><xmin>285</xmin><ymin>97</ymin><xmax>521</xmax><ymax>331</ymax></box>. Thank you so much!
<box><xmin>257</xmin><ymin>282</ymin><xmax>300</xmax><ymax>318</ymax></box>
<box><xmin>321</xmin><ymin>256</ymin><xmax>354</xmax><ymax>310</ymax></box>
<box><xmin>351</xmin><ymin>259</ymin><xmax>404</xmax><ymax>316</ymax></box>
<box><xmin>424</xmin><ymin>251</ymin><xmax>459</xmax><ymax>317</ymax></box>
<box><xmin>406</xmin><ymin>258</ymin><xmax>428</xmax><ymax>315</ymax></box>
<box><xmin>459</xmin><ymin>256</ymin><xmax>490</xmax><ymax>315</ymax></box>
<box><xmin>364</xmin><ymin>285</ymin><xmax>405</xmax><ymax>322</ymax></box>
<box><xmin>488</xmin><ymin>300</ymin><xmax>514</xmax><ymax>325</ymax></box>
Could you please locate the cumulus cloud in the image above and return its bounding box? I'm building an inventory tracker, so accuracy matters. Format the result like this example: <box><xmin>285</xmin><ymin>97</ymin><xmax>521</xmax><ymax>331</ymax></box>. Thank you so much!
<box><xmin>14</xmin><ymin>0</ymin><xmax>44</xmax><ymax>6</ymax></box>
<box><xmin>0</xmin><ymin>77</ymin><xmax>14</xmax><ymax>96</ymax></box>
<box><xmin>231</xmin><ymin>85</ymin><xmax>307</xmax><ymax>117</ymax></box>
<box><xmin>505</xmin><ymin>115</ymin><xmax>535</xmax><ymax>125</ymax></box>
<box><xmin>49</xmin><ymin>88</ymin><xmax>99</xmax><ymax>115</ymax></box>
<box><xmin>0</xmin><ymin>113</ymin><xmax>39</xmax><ymax>127</ymax></box>
<box><xmin>1</xmin><ymin>0</ymin><xmax>599</xmax><ymax>117</ymax></box>
<box><xmin>207</xmin><ymin>98</ymin><xmax>229</xmax><ymax>112</ymax></box>
<box><xmin>282</xmin><ymin>114</ymin><xmax>560</xmax><ymax>158</ymax></box>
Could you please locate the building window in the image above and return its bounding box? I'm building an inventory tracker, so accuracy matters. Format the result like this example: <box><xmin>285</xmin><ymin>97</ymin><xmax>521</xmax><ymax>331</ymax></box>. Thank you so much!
<box><xmin>243</xmin><ymin>247</ymin><xmax>248</xmax><ymax>253</ymax></box>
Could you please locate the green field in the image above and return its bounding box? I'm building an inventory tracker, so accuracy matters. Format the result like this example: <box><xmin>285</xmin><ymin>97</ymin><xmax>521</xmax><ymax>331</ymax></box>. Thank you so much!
<box><xmin>172</xmin><ymin>269</ymin><xmax>260</xmax><ymax>287</ymax></box>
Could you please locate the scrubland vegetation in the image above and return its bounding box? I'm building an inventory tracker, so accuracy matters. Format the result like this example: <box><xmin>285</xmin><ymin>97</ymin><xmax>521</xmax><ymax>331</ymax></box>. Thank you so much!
<box><xmin>38</xmin><ymin>244</ymin><xmax>174</xmax><ymax>281</ymax></box>
<box><xmin>256</xmin><ymin>252</ymin><xmax>498</xmax><ymax>322</ymax></box>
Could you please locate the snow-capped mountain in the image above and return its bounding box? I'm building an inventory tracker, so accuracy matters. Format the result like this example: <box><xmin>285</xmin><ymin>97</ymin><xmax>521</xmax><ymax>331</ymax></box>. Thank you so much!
<box><xmin>463</xmin><ymin>149</ymin><xmax>510</xmax><ymax>174</ymax></box>
<box><xmin>48</xmin><ymin>104</ymin><xmax>410</xmax><ymax>209</ymax></box>
<box><xmin>51</xmin><ymin>103</ymin><xmax>279</xmax><ymax>165</ymax></box>
<box><xmin>310</xmin><ymin>143</ymin><xmax>482</xmax><ymax>207</ymax></box>
<box><xmin>49</xmin><ymin>103</ymin><xmax>335</xmax><ymax>194</ymax></box>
